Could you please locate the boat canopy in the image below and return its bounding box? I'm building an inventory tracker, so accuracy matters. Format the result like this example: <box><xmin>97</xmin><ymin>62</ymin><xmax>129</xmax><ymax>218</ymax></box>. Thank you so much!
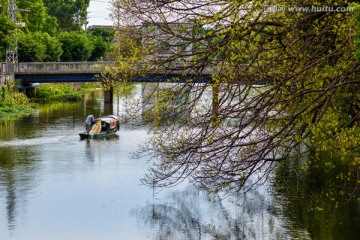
<box><xmin>98</xmin><ymin>115</ymin><xmax>119</xmax><ymax>123</ymax></box>
<box><xmin>99</xmin><ymin>117</ymin><xmax>115</xmax><ymax>123</ymax></box>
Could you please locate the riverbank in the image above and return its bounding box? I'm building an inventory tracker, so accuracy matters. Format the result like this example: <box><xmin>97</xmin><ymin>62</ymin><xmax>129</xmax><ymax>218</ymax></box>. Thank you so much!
<box><xmin>0</xmin><ymin>85</ymin><xmax>36</xmax><ymax>121</ymax></box>
<box><xmin>0</xmin><ymin>83</ymin><xmax>85</xmax><ymax>122</ymax></box>
<box><xmin>0</xmin><ymin>105</ymin><xmax>35</xmax><ymax>121</ymax></box>
<box><xmin>0</xmin><ymin>82</ymin><xmax>136</xmax><ymax>122</ymax></box>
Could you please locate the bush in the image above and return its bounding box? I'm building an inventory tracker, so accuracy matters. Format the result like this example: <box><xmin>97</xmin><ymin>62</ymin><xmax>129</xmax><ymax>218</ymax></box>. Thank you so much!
<box><xmin>36</xmin><ymin>83</ymin><xmax>72</xmax><ymax>98</ymax></box>
<box><xmin>0</xmin><ymin>105</ymin><xmax>35</xmax><ymax>121</ymax></box>
<box><xmin>35</xmin><ymin>83</ymin><xmax>82</xmax><ymax>101</ymax></box>
<box><xmin>0</xmin><ymin>86</ymin><xmax>30</xmax><ymax>107</ymax></box>
<box><xmin>0</xmin><ymin>86</ymin><xmax>34</xmax><ymax>121</ymax></box>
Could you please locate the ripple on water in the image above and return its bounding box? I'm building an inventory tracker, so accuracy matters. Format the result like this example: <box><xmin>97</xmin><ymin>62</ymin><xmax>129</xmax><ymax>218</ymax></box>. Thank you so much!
<box><xmin>0</xmin><ymin>136</ymin><xmax>64</xmax><ymax>147</ymax></box>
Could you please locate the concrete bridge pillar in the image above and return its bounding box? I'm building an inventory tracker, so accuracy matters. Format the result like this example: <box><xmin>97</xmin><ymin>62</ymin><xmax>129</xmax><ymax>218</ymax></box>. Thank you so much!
<box><xmin>0</xmin><ymin>62</ymin><xmax>14</xmax><ymax>88</ymax></box>
<box><xmin>104</xmin><ymin>86</ymin><xmax>114</xmax><ymax>104</ymax></box>
<box><xmin>0</xmin><ymin>63</ymin><xmax>7</xmax><ymax>87</ymax></box>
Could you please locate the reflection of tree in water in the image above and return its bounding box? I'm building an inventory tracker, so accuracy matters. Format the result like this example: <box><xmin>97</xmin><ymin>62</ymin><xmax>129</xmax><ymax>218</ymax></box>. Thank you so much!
<box><xmin>273</xmin><ymin>155</ymin><xmax>360</xmax><ymax>240</ymax></box>
<box><xmin>85</xmin><ymin>135</ymin><xmax>120</xmax><ymax>162</ymax></box>
<box><xmin>85</xmin><ymin>139</ymin><xmax>98</xmax><ymax>162</ymax></box>
<box><xmin>134</xmin><ymin>184</ymin><xmax>304</xmax><ymax>240</ymax></box>
<box><xmin>0</xmin><ymin>120</ymin><xmax>16</xmax><ymax>141</ymax></box>
<box><xmin>0</xmin><ymin>147</ymin><xmax>39</xmax><ymax>231</ymax></box>
<box><xmin>4</xmin><ymin>172</ymin><xmax>16</xmax><ymax>230</ymax></box>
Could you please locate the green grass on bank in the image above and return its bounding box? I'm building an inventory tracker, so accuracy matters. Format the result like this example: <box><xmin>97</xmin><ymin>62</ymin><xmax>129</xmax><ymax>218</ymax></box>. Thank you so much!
<box><xmin>0</xmin><ymin>85</ymin><xmax>36</xmax><ymax>121</ymax></box>
<box><xmin>0</xmin><ymin>105</ymin><xmax>35</xmax><ymax>121</ymax></box>
<box><xmin>33</xmin><ymin>83</ymin><xmax>83</xmax><ymax>101</ymax></box>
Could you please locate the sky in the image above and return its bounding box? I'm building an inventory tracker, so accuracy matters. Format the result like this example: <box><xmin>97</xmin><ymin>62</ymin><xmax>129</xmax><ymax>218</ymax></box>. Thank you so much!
<box><xmin>87</xmin><ymin>0</ymin><xmax>113</xmax><ymax>26</ymax></box>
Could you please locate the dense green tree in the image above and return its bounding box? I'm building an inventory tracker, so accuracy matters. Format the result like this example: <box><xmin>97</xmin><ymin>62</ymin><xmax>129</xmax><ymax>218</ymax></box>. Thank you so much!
<box><xmin>87</xmin><ymin>34</ymin><xmax>107</xmax><ymax>61</ymax></box>
<box><xmin>17</xmin><ymin>0</ymin><xmax>58</xmax><ymax>35</ymax></box>
<box><xmin>43</xmin><ymin>0</ymin><xmax>90</xmax><ymax>31</ymax></box>
<box><xmin>87</xmin><ymin>28</ymin><xmax>114</xmax><ymax>61</ymax></box>
<box><xmin>0</xmin><ymin>15</ymin><xmax>15</xmax><ymax>61</ymax></box>
<box><xmin>37</xmin><ymin>32</ymin><xmax>63</xmax><ymax>62</ymax></box>
<box><xmin>17</xmin><ymin>31</ymin><xmax>46</xmax><ymax>62</ymax></box>
<box><xmin>17</xmin><ymin>31</ymin><xmax>62</xmax><ymax>62</ymax></box>
<box><xmin>58</xmin><ymin>31</ymin><xmax>93</xmax><ymax>61</ymax></box>
<box><xmin>88</xmin><ymin>28</ymin><xmax>114</xmax><ymax>42</ymax></box>
<box><xmin>111</xmin><ymin>0</ymin><xmax>360</xmax><ymax>198</ymax></box>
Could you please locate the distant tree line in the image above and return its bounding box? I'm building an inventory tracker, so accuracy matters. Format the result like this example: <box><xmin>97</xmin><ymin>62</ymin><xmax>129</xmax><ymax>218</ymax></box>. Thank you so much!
<box><xmin>0</xmin><ymin>0</ymin><xmax>114</xmax><ymax>62</ymax></box>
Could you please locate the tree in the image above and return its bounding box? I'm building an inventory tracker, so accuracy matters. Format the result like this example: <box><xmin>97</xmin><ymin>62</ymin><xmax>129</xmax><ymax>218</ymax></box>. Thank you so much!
<box><xmin>58</xmin><ymin>31</ymin><xmax>93</xmax><ymax>61</ymax></box>
<box><xmin>353</xmin><ymin>3</ymin><xmax>360</xmax><ymax>60</ymax></box>
<box><xmin>88</xmin><ymin>28</ymin><xmax>114</xmax><ymax>42</ymax></box>
<box><xmin>17</xmin><ymin>31</ymin><xmax>62</xmax><ymax>62</ymax></box>
<box><xmin>43</xmin><ymin>0</ymin><xmax>90</xmax><ymax>31</ymax></box>
<box><xmin>17</xmin><ymin>0</ymin><xmax>58</xmax><ymax>35</ymax></box>
<box><xmin>87</xmin><ymin>28</ymin><xmax>114</xmax><ymax>61</ymax></box>
<box><xmin>37</xmin><ymin>32</ymin><xmax>63</xmax><ymax>62</ymax></box>
<box><xmin>17</xmin><ymin>31</ymin><xmax>46</xmax><ymax>62</ymax></box>
<box><xmin>0</xmin><ymin>15</ymin><xmax>15</xmax><ymax>61</ymax></box>
<box><xmin>112</xmin><ymin>1</ymin><xmax>360</xmax><ymax>197</ymax></box>
<box><xmin>87</xmin><ymin>34</ymin><xmax>107</xmax><ymax>61</ymax></box>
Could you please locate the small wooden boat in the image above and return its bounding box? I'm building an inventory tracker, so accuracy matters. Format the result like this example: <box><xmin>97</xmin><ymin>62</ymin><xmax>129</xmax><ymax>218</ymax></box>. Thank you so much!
<box><xmin>79</xmin><ymin>115</ymin><xmax>120</xmax><ymax>140</ymax></box>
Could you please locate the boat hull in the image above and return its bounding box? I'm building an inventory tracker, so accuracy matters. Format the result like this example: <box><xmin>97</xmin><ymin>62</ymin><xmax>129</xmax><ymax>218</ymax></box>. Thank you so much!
<box><xmin>79</xmin><ymin>127</ymin><xmax>118</xmax><ymax>139</ymax></box>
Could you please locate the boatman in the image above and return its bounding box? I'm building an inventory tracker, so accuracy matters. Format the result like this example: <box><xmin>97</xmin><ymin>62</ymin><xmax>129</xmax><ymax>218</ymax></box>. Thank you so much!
<box><xmin>85</xmin><ymin>114</ymin><xmax>96</xmax><ymax>132</ymax></box>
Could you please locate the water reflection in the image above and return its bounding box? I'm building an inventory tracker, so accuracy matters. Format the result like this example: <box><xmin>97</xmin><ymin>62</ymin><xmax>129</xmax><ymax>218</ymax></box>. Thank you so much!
<box><xmin>273</xmin><ymin>156</ymin><xmax>360</xmax><ymax>240</ymax></box>
<box><xmin>134</xmin><ymin>184</ymin><xmax>309</xmax><ymax>240</ymax></box>
<box><xmin>3</xmin><ymin>168</ymin><xmax>16</xmax><ymax>231</ymax></box>
<box><xmin>0</xmin><ymin>146</ymin><xmax>40</xmax><ymax>231</ymax></box>
<box><xmin>0</xmin><ymin>120</ymin><xmax>16</xmax><ymax>141</ymax></box>
<box><xmin>84</xmin><ymin>135</ymin><xmax>120</xmax><ymax>162</ymax></box>
<box><xmin>85</xmin><ymin>139</ymin><xmax>97</xmax><ymax>162</ymax></box>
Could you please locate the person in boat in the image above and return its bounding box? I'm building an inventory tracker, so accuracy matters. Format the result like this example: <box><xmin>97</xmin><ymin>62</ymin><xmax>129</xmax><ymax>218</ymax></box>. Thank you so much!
<box><xmin>85</xmin><ymin>114</ymin><xmax>96</xmax><ymax>132</ymax></box>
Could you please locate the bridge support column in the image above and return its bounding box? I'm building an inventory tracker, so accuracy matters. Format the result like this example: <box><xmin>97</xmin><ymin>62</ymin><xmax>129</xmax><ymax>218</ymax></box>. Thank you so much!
<box><xmin>0</xmin><ymin>63</ymin><xmax>14</xmax><ymax>87</ymax></box>
<box><xmin>104</xmin><ymin>86</ymin><xmax>114</xmax><ymax>104</ymax></box>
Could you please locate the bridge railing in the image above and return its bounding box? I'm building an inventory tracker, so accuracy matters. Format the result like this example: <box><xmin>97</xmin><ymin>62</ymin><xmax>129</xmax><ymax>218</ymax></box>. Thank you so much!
<box><xmin>12</xmin><ymin>61</ymin><xmax>227</xmax><ymax>79</ymax></box>
<box><xmin>15</xmin><ymin>62</ymin><xmax>114</xmax><ymax>74</ymax></box>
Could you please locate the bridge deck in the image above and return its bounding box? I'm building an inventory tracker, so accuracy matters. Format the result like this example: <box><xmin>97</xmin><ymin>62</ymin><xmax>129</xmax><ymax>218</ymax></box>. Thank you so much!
<box><xmin>15</xmin><ymin>62</ymin><xmax>112</xmax><ymax>74</ymax></box>
<box><xmin>11</xmin><ymin>62</ymin><xmax>213</xmax><ymax>83</ymax></box>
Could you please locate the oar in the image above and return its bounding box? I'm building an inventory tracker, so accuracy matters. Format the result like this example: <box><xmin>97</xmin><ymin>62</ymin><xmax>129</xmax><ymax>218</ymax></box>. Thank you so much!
<box><xmin>59</xmin><ymin>126</ymin><xmax>84</xmax><ymax>141</ymax></box>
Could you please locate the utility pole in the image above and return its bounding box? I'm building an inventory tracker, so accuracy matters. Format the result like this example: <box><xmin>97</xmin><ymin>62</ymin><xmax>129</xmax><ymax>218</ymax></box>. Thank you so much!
<box><xmin>84</xmin><ymin>10</ymin><xmax>88</xmax><ymax>33</ymax></box>
<box><xmin>6</xmin><ymin>0</ymin><xmax>17</xmax><ymax>63</ymax></box>
<box><xmin>6</xmin><ymin>0</ymin><xmax>30</xmax><ymax>64</ymax></box>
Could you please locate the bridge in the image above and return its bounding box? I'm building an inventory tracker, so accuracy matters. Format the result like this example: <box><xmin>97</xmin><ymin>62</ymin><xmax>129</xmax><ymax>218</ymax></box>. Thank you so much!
<box><xmin>10</xmin><ymin>61</ymin><xmax>213</xmax><ymax>83</ymax></box>
<box><xmin>4</xmin><ymin>61</ymin><xmax>214</xmax><ymax>103</ymax></box>
<box><xmin>13</xmin><ymin>62</ymin><xmax>113</xmax><ymax>83</ymax></box>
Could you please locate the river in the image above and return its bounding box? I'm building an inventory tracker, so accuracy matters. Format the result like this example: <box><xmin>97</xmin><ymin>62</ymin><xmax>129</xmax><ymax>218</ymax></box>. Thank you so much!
<box><xmin>0</xmin><ymin>84</ymin><xmax>359</xmax><ymax>240</ymax></box>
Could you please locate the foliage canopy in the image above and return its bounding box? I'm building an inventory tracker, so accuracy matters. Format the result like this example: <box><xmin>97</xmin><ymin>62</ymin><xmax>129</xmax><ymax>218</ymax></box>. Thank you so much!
<box><xmin>111</xmin><ymin>0</ymin><xmax>360</xmax><ymax>198</ymax></box>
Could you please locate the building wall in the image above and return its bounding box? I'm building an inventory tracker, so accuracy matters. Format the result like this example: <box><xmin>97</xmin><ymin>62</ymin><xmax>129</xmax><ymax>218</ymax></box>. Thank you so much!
<box><xmin>142</xmin><ymin>23</ymin><xmax>194</xmax><ymax>61</ymax></box>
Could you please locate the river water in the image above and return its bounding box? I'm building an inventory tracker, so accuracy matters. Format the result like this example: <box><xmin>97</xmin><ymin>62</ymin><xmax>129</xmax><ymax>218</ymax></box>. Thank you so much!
<box><xmin>0</xmin><ymin>85</ymin><xmax>359</xmax><ymax>240</ymax></box>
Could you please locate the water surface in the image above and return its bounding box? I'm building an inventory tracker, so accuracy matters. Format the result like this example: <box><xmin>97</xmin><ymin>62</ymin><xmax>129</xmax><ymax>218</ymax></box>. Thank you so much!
<box><xmin>0</xmin><ymin>87</ymin><xmax>359</xmax><ymax>240</ymax></box>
